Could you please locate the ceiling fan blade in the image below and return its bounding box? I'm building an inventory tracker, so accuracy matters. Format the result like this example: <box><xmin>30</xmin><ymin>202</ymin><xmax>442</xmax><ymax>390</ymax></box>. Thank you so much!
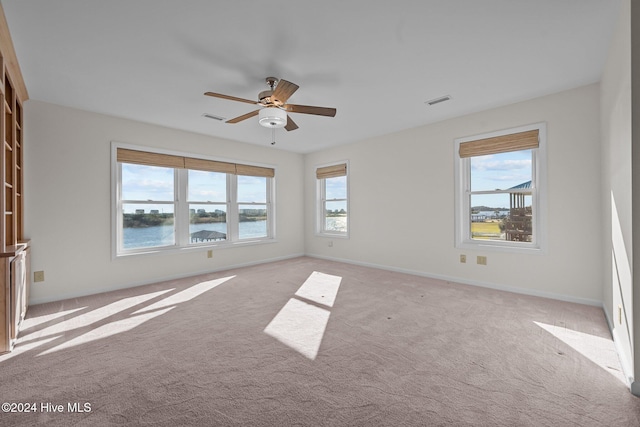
<box><xmin>284</xmin><ymin>104</ymin><xmax>337</xmax><ymax>117</ymax></box>
<box><xmin>271</xmin><ymin>79</ymin><xmax>299</xmax><ymax>105</ymax></box>
<box><xmin>226</xmin><ymin>109</ymin><xmax>260</xmax><ymax>123</ymax></box>
<box><xmin>285</xmin><ymin>115</ymin><xmax>299</xmax><ymax>131</ymax></box>
<box><xmin>204</xmin><ymin>92</ymin><xmax>257</xmax><ymax>105</ymax></box>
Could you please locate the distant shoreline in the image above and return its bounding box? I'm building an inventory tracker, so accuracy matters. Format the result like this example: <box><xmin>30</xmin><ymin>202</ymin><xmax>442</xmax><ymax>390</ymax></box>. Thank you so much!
<box><xmin>123</xmin><ymin>213</ymin><xmax>266</xmax><ymax>228</ymax></box>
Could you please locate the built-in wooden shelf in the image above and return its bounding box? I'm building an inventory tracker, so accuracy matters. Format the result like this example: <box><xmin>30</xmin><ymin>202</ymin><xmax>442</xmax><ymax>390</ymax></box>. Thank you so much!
<box><xmin>0</xmin><ymin>50</ymin><xmax>26</xmax><ymax>353</ymax></box>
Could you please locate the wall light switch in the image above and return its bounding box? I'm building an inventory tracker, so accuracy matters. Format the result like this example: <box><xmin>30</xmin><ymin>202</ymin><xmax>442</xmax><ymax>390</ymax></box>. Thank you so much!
<box><xmin>207</xmin><ymin>250</ymin><xmax>213</xmax><ymax>259</ymax></box>
<box><xmin>460</xmin><ymin>254</ymin><xmax>466</xmax><ymax>263</ymax></box>
<box><xmin>477</xmin><ymin>256</ymin><xmax>487</xmax><ymax>265</ymax></box>
<box><xmin>34</xmin><ymin>271</ymin><xmax>45</xmax><ymax>282</ymax></box>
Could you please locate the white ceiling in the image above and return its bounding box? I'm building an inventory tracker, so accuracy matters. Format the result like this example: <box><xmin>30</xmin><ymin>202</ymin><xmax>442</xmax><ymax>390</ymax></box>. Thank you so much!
<box><xmin>1</xmin><ymin>0</ymin><xmax>621</xmax><ymax>153</ymax></box>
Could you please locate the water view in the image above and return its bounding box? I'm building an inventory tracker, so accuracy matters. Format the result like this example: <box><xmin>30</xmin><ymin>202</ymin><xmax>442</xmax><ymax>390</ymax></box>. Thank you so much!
<box><xmin>123</xmin><ymin>221</ymin><xmax>267</xmax><ymax>249</ymax></box>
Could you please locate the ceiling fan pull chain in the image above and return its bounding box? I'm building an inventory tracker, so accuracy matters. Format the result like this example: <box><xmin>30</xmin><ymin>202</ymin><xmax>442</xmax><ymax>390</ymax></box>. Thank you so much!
<box><xmin>271</xmin><ymin>128</ymin><xmax>276</xmax><ymax>145</ymax></box>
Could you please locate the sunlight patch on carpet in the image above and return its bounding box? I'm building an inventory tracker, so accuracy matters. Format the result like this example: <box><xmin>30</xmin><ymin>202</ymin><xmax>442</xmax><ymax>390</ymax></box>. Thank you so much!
<box><xmin>264</xmin><ymin>298</ymin><xmax>330</xmax><ymax>360</ymax></box>
<box><xmin>19</xmin><ymin>306</ymin><xmax>87</xmax><ymax>332</ymax></box>
<box><xmin>0</xmin><ymin>335</ymin><xmax>62</xmax><ymax>361</ymax></box>
<box><xmin>264</xmin><ymin>271</ymin><xmax>342</xmax><ymax>359</ymax></box>
<box><xmin>133</xmin><ymin>276</ymin><xmax>235</xmax><ymax>315</ymax></box>
<box><xmin>534</xmin><ymin>321</ymin><xmax>626</xmax><ymax>384</ymax></box>
<box><xmin>26</xmin><ymin>289</ymin><xmax>173</xmax><ymax>340</ymax></box>
<box><xmin>295</xmin><ymin>271</ymin><xmax>342</xmax><ymax>307</ymax></box>
<box><xmin>7</xmin><ymin>289</ymin><xmax>171</xmax><ymax>356</ymax></box>
<box><xmin>38</xmin><ymin>307</ymin><xmax>175</xmax><ymax>356</ymax></box>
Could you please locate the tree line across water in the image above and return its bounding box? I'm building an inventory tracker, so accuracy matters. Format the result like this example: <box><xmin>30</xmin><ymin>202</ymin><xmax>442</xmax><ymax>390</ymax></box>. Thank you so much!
<box><xmin>123</xmin><ymin>209</ymin><xmax>267</xmax><ymax>228</ymax></box>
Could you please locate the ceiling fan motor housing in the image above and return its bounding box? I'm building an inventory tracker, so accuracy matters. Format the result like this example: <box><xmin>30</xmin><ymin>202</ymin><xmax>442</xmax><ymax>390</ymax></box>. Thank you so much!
<box><xmin>258</xmin><ymin>90</ymin><xmax>273</xmax><ymax>105</ymax></box>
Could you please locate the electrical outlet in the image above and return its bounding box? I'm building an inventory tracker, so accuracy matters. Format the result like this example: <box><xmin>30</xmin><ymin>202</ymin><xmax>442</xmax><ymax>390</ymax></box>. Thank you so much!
<box><xmin>34</xmin><ymin>271</ymin><xmax>45</xmax><ymax>282</ymax></box>
<box><xmin>618</xmin><ymin>305</ymin><xmax>623</xmax><ymax>324</ymax></box>
<box><xmin>477</xmin><ymin>256</ymin><xmax>487</xmax><ymax>265</ymax></box>
<box><xmin>460</xmin><ymin>254</ymin><xmax>466</xmax><ymax>263</ymax></box>
<box><xmin>207</xmin><ymin>250</ymin><xmax>213</xmax><ymax>259</ymax></box>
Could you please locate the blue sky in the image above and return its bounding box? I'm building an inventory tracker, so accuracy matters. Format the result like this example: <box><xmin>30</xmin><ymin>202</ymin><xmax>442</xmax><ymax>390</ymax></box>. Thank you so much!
<box><xmin>469</xmin><ymin>150</ymin><xmax>532</xmax><ymax>208</ymax></box>
<box><xmin>121</xmin><ymin>154</ymin><xmax>524</xmax><ymax>215</ymax></box>
<box><xmin>325</xmin><ymin>176</ymin><xmax>347</xmax><ymax>212</ymax></box>
<box><xmin>121</xmin><ymin>164</ymin><xmax>267</xmax><ymax>214</ymax></box>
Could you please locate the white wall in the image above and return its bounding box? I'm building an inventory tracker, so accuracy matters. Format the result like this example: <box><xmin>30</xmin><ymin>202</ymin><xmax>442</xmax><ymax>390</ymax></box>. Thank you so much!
<box><xmin>305</xmin><ymin>84</ymin><xmax>603</xmax><ymax>305</ymax></box>
<box><xmin>632</xmin><ymin>0</ymin><xmax>640</xmax><ymax>397</ymax></box>
<box><xmin>24</xmin><ymin>101</ymin><xmax>305</xmax><ymax>303</ymax></box>
<box><xmin>601</xmin><ymin>0</ymin><xmax>636</xmax><ymax>391</ymax></box>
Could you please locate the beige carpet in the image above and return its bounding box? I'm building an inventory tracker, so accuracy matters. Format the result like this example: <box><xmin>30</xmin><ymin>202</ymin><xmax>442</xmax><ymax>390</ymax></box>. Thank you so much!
<box><xmin>0</xmin><ymin>256</ymin><xmax>638</xmax><ymax>426</ymax></box>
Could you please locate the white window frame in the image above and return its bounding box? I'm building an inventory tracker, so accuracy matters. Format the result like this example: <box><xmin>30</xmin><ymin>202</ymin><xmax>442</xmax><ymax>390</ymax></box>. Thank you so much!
<box><xmin>454</xmin><ymin>123</ymin><xmax>547</xmax><ymax>254</ymax></box>
<box><xmin>111</xmin><ymin>142</ymin><xmax>276</xmax><ymax>258</ymax></box>
<box><xmin>232</xmin><ymin>174</ymin><xmax>274</xmax><ymax>243</ymax></box>
<box><xmin>184</xmin><ymin>169</ymin><xmax>230</xmax><ymax>245</ymax></box>
<box><xmin>316</xmin><ymin>160</ymin><xmax>349</xmax><ymax>238</ymax></box>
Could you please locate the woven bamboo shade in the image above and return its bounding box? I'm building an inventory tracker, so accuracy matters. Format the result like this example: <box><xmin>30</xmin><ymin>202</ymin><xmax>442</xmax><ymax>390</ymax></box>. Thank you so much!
<box><xmin>117</xmin><ymin>148</ymin><xmax>274</xmax><ymax>177</ymax></box>
<box><xmin>184</xmin><ymin>157</ymin><xmax>236</xmax><ymax>174</ymax></box>
<box><xmin>316</xmin><ymin>163</ymin><xmax>347</xmax><ymax>179</ymax></box>
<box><xmin>459</xmin><ymin>129</ymin><xmax>539</xmax><ymax>158</ymax></box>
<box><xmin>117</xmin><ymin>148</ymin><xmax>185</xmax><ymax>168</ymax></box>
<box><xmin>235</xmin><ymin>164</ymin><xmax>275</xmax><ymax>178</ymax></box>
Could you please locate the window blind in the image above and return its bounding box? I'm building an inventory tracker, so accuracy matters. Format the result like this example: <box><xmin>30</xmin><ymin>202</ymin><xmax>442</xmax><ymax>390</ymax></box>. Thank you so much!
<box><xmin>116</xmin><ymin>148</ymin><xmax>185</xmax><ymax>168</ymax></box>
<box><xmin>184</xmin><ymin>157</ymin><xmax>236</xmax><ymax>174</ymax></box>
<box><xmin>117</xmin><ymin>148</ymin><xmax>274</xmax><ymax>177</ymax></box>
<box><xmin>458</xmin><ymin>129</ymin><xmax>539</xmax><ymax>158</ymax></box>
<box><xmin>235</xmin><ymin>164</ymin><xmax>276</xmax><ymax>178</ymax></box>
<box><xmin>316</xmin><ymin>163</ymin><xmax>347</xmax><ymax>179</ymax></box>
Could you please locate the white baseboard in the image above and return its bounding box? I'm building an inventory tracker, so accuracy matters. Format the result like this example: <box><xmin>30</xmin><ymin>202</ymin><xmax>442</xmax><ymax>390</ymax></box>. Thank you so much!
<box><xmin>306</xmin><ymin>253</ymin><xmax>603</xmax><ymax>307</ymax></box>
<box><xmin>29</xmin><ymin>253</ymin><xmax>305</xmax><ymax>305</ymax></box>
<box><xmin>602</xmin><ymin>305</ymin><xmax>636</xmax><ymax>391</ymax></box>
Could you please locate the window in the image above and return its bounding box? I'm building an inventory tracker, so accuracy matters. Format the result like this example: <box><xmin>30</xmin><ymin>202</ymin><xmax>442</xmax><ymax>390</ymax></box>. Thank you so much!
<box><xmin>121</xmin><ymin>163</ymin><xmax>176</xmax><ymax>250</ymax></box>
<box><xmin>236</xmin><ymin>175</ymin><xmax>269</xmax><ymax>239</ymax></box>
<box><xmin>113</xmin><ymin>145</ymin><xmax>274</xmax><ymax>256</ymax></box>
<box><xmin>316</xmin><ymin>162</ymin><xmax>348</xmax><ymax>237</ymax></box>
<box><xmin>188</xmin><ymin>169</ymin><xmax>228</xmax><ymax>243</ymax></box>
<box><xmin>454</xmin><ymin>124</ymin><xmax>546</xmax><ymax>252</ymax></box>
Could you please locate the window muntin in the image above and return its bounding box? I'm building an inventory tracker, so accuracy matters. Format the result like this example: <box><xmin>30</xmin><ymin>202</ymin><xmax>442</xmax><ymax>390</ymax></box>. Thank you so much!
<box><xmin>114</xmin><ymin>146</ymin><xmax>274</xmax><ymax>256</ymax></box>
<box><xmin>455</xmin><ymin>124</ymin><xmax>545</xmax><ymax>252</ymax></box>
<box><xmin>317</xmin><ymin>165</ymin><xmax>348</xmax><ymax>236</ymax></box>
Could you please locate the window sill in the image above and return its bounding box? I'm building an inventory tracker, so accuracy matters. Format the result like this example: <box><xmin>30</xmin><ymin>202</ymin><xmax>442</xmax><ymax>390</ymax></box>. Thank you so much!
<box><xmin>316</xmin><ymin>232</ymin><xmax>349</xmax><ymax>239</ymax></box>
<box><xmin>113</xmin><ymin>237</ymin><xmax>277</xmax><ymax>259</ymax></box>
<box><xmin>456</xmin><ymin>239</ymin><xmax>544</xmax><ymax>255</ymax></box>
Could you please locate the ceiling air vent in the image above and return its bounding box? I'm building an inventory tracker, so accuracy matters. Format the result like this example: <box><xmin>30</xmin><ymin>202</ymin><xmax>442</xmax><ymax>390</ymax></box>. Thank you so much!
<box><xmin>202</xmin><ymin>113</ymin><xmax>226</xmax><ymax>121</ymax></box>
<box><xmin>425</xmin><ymin>95</ymin><xmax>451</xmax><ymax>106</ymax></box>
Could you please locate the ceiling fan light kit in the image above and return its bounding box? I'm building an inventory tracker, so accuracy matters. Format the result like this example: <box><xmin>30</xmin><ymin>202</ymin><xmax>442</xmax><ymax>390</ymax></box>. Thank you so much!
<box><xmin>258</xmin><ymin>107</ymin><xmax>287</xmax><ymax>128</ymax></box>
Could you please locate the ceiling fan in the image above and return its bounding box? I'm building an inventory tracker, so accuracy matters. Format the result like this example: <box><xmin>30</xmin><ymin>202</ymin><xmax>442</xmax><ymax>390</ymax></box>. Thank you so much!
<box><xmin>204</xmin><ymin>77</ymin><xmax>336</xmax><ymax>132</ymax></box>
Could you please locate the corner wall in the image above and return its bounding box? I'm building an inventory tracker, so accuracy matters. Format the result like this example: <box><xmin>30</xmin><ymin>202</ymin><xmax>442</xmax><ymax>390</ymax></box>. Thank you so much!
<box><xmin>24</xmin><ymin>100</ymin><xmax>305</xmax><ymax>303</ymax></box>
<box><xmin>631</xmin><ymin>0</ymin><xmax>640</xmax><ymax>396</ymax></box>
<box><xmin>305</xmin><ymin>83</ymin><xmax>602</xmax><ymax>305</ymax></box>
<box><xmin>601</xmin><ymin>0</ymin><xmax>637</xmax><ymax>393</ymax></box>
